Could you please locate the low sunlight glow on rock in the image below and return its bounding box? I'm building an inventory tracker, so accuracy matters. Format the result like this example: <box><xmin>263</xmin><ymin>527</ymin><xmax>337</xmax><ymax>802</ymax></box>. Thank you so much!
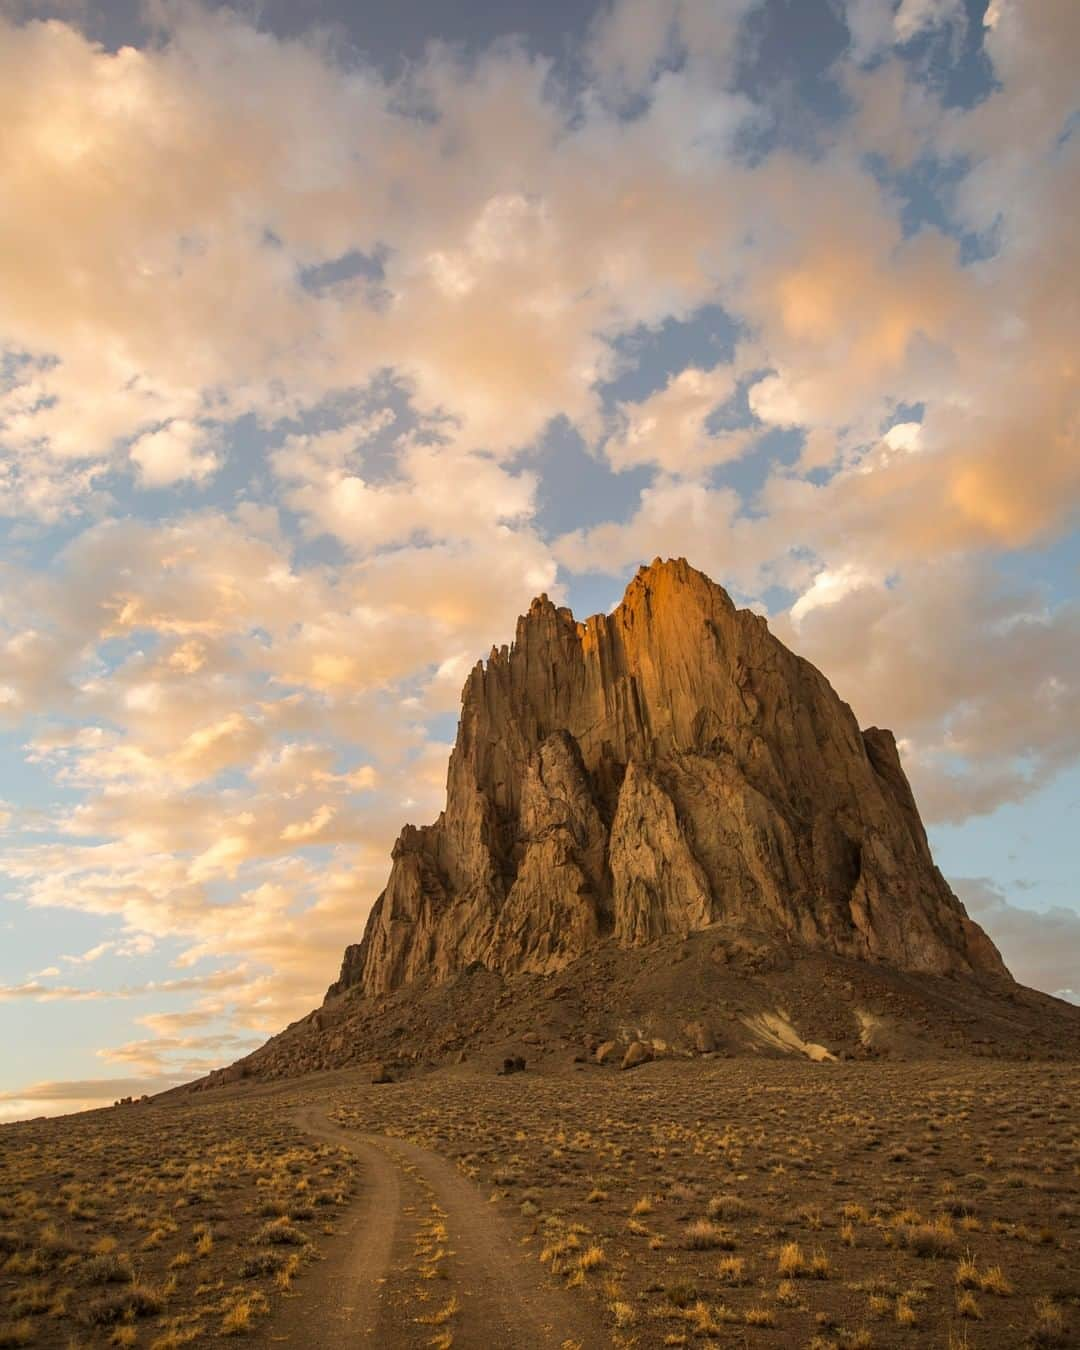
<box><xmin>0</xmin><ymin>2</ymin><xmax>1077</xmax><ymax>1346</ymax></box>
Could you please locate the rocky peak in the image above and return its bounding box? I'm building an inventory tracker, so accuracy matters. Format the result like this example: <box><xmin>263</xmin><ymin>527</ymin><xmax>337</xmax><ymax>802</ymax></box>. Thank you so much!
<box><xmin>329</xmin><ymin>558</ymin><xmax>1008</xmax><ymax>1001</ymax></box>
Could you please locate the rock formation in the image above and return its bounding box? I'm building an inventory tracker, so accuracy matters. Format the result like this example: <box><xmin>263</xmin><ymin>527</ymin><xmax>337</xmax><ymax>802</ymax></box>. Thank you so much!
<box><xmin>329</xmin><ymin>558</ymin><xmax>1007</xmax><ymax>1002</ymax></box>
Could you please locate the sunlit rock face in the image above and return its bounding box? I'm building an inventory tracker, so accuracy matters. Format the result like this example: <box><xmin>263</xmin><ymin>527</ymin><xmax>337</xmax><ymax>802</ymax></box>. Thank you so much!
<box><xmin>329</xmin><ymin>558</ymin><xmax>1008</xmax><ymax>1000</ymax></box>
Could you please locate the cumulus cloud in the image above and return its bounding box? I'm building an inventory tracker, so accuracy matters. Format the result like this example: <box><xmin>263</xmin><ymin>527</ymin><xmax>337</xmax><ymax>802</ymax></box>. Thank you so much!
<box><xmin>839</xmin><ymin>0</ymin><xmax>966</xmax><ymax>62</ymax></box>
<box><xmin>557</xmin><ymin>477</ymin><xmax>744</xmax><ymax>581</ymax></box>
<box><xmin>788</xmin><ymin>563</ymin><xmax>881</xmax><ymax>627</ymax></box>
<box><xmin>604</xmin><ymin>363</ymin><xmax>755</xmax><ymax>474</ymax></box>
<box><xmin>0</xmin><ymin>1</ymin><xmax>755</xmax><ymax>500</ymax></box>
<box><xmin>0</xmin><ymin>504</ymin><xmax>482</xmax><ymax>1042</ymax></box>
<box><xmin>953</xmin><ymin>878</ymin><xmax>1080</xmax><ymax>1003</ymax></box>
<box><xmin>129</xmin><ymin>420</ymin><xmax>221</xmax><ymax>488</ymax></box>
<box><xmin>275</xmin><ymin>433</ymin><xmax>539</xmax><ymax>552</ymax></box>
<box><xmin>773</xmin><ymin>561</ymin><xmax>1080</xmax><ymax>823</ymax></box>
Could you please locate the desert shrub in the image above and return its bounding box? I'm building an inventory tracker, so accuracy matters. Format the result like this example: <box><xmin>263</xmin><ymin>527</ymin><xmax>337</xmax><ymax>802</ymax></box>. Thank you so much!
<box><xmin>895</xmin><ymin>1295</ymin><xmax>918</xmax><ymax>1326</ymax></box>
<box><xmin>1026</xmin><ymin>1298</ymin><xmax>1068</xmax><ymax>1348</ymax></box>
<box><xmin>253</xmin><ymin>1219</ymin><xmax>308</xmax><ymax>1247</ymax></box>
<box><xmin>79</xmin><ymin>1252</ymin><xmax>134</xmax><ymax>1285</ymax></box>
<box><xmin>956</xmin><ymin>1254</ymin><xmax>980</xmax><ymax>1289</ymax></box>
<box><xmin>578</xmin><ymin>1244</ymin><xmax>605</xmax><ymax>1271</ymax></box>
<box><xmin>809</xmin><ymin>1249</ymin><xmax>832</xmax><ymax>1279</ymax></box>
<box><xmin>0</xmin><ymin>1322</ymin><xmax>34</xmax><ymax>1349</ymax></box>
<box><xmin>666</xmin><ymin>1281</ymin><xmax>697</xmax><ymax>1308</ymax></box>
<box><xmin>239</xmin><ymin>1250</ymin><xmax>289</xmax><ymax>1278</ymax></box>
<box><xmin>717</xmin><ymin>1255</ymin><xmax>747</xmax><ymax>1284</ymax></box>
<box><xmin>80</xmin><ymin>1285</ymin><xmax>163</xmax><ymax>1326</ymax></box>
<box><xmin>222</xmin><ymin>1295</ymin><xmax>263</xmax><ymax>1335</ymax></box>
<box><xmin>683</xmin><ymin>1220</ymin><xmax>734</xmax><ymax>1250</ymax></box>
<box><xmin>956</xmin><ymin>1291</ymin><xmax>981</xmax><ymax>1319</ymax></box>
<box><xmin>7</xmin><ymin>1284</ymin><xmax>51</xmax><ymax>1317</ymax></box>
<box><xmin>707</xmin><ymin>1194</ymin><xmax>754</xmax><ymax>1220</ymax></box>
<box><xmin>610</xmin><ymin>1301</ymin><xmax>636</xmax><ymax>1327</ymax></box>
<box><xmin>940</xmin><ymin>1196</ymin><xmax>979</xmax><ymax>1217</ymax></box>
<box><xmin>898</xmin><ymin>1223</ymin><xmax>959</xmax><ymax>1259</ymax></box>
<box><xmin>38</xmin><ymin>1228</ymin><xmax>79</xmax><ymax>1265</ymax></box>
<box><xmin>980</xmin><ymin>1265</ymin><xmax>1014</xmax><ymax>1296</ymax></box>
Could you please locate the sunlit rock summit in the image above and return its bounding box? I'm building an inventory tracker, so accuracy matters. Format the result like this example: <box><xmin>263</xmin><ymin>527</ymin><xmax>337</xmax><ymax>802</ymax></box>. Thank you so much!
<box><xmin>330</xmin><ymin>558</ymin><xmax>1007</xmax><ymax>1001</ymax></box>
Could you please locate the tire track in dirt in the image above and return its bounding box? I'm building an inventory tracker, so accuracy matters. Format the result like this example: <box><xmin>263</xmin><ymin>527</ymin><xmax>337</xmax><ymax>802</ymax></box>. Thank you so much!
<box><xmin>254</xmin><ymin>1108</ymin><xmax>607</xmax><ymax>1349</ymax></box>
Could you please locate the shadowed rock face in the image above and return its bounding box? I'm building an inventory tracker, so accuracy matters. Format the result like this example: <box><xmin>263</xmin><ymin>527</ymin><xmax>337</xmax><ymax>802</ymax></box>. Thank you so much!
<box><xmin>329</xmin><ymin>558</ymin><xmax>1008</xmax><ymax>1000</ymax></box>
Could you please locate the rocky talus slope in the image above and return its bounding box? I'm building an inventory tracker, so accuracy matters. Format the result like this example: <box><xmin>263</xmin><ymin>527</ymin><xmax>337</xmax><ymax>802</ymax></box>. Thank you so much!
<box><xmin>332</xmin><ymin>557</ymin><xmax>1005</xmax><ymax>999</ymax></box>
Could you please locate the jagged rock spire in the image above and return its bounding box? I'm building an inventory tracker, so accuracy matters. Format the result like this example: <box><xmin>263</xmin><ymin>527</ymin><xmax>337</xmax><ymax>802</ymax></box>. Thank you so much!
<box><xmin>328</xmin><ymin>558</ymin><xmax>1007</xmax><ymax>1000</ymax></box>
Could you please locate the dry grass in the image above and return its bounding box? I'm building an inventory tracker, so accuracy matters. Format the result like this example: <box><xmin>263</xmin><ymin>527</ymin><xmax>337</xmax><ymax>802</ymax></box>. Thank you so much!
<box><xmin>716</xmin><ymin>1255</ymin><xmax>747</xmax><ymax>1285</ymax></box>
<box><xmin>221</xmin><ymin>1291</ymin><xmax>267</xmax><ymax>1334</ymax></box>
<box><xmin>4</xmin><ymin>1056</ymin><xmax>1076</xmax><ymax>1347</ymax></box>
<box><xmin>956</xmin><ymin>1290</ymin><xmax>981</xmax><ymax>1319</ymax></box>
<box><xmin>1027</xmin><ymin>1296</ymin><xmax>1069</xmax><ymax>1348</ymax></box>
<box><xmin>416</xmin><ymin>1294</ymin><xmax>459</xmax><ymax>1326</ymax></box>
<box><xmin>683</xmin><ymin>1220</ymin><xmax>734</xmax><ymax>1251</ymax></box>
<box><xmin>577</xmin><ymin>1244</ymin><xmax>606</xmax><ymax>1272</ymax></box>
<box><xmin>0</xmin><ymin>1094</ymin><xmax>354</xmax><ymax>1346</ymax></box>
<box><xmin>331</xmin><ymin>1058</ymin><xmax>1079</xmax><ymax>1347</ymax></box>
<box><xmin>777</xmin><ymin>1241</ymin><xmax>806</xmax><ymax>1277</ymax></box>
<box><xmin>896</xmin><ymin>1219</ymin><xmax>960</xmax><ymax>1259</ymax></box>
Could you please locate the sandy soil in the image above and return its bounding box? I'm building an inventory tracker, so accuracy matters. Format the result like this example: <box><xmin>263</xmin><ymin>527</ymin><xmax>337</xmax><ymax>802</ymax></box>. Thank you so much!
<box><xmin>253</xmin><ymin>1108</ymin><xmax>605</xmax><ymax>1348</ymax></box>
<box><xmin>1</xmin><ymin>1058</ymin><xmax>1077</xmax><ymax>1348</ymax></box>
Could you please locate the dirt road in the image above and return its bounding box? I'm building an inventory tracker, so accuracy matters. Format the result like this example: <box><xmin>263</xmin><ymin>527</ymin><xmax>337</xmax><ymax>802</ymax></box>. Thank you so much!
<box><xmin>253</xmin><ymin>1108</ymin><xmax>608</xmax><ymax>1349</ymax></box>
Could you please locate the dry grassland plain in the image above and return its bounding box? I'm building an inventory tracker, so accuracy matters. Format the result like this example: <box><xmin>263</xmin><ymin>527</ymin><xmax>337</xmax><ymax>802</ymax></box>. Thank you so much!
<box><xmin>1</xmin><ymin>1059</ymin><xmax>1076</xmax><ymax>1348</ymax></box>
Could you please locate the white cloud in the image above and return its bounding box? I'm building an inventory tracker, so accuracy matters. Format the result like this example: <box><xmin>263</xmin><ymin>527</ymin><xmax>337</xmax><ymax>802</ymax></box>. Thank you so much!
<box><xmin>840</xmin><ymin>0</ymin><xmax>966</xmax><ymax>62</ymax></box>
<box><xmin>881</xmin><ymin>421</ymin><xmax>922</xmax><ymax>454</ymax></box>
<box><xmin>556</xmin><ymin>476</ymin><xmax>744</xmax><ymax>582</ymax></box>
<box><xmin>604</xmin><ymin>363</ymin><xmax>753</xmax><ymax>474</ymax></box>
<box><xmin>789</xmin><ymin>564</ymin><xmax>880</xmax><ymax>627</ymax></box>
<box><xmin>276</xmin><ymin>433</ymin><xmax>539</xmax><ymax>552</ymax></box>
<box><xmin>953</xmin><ymin>877</ymin><xmax>1080</xmax><ymax>1002</ymax></box>
<box><xmin>0</xmin><ymin>4</ymin><xmax>756</xmax><ymax>503</ymax></box>
<box><xmin>586</xmin><ymin>0</ymin><xmax>679</xmax><ymax>99</ymax></box>
<box><xmin>772</xmin><ymin>561</ymin><xmax>1080</xmax><ymax>824</ymax></box>
<box><xmin>62</xmin><ymin>940</ymin><xmax>115</xmax><ymax>965</ymax></box>
<box><xmin>62</xmin><ymin>934</ymin><xmax>155</xmax><ymax>964</ymax></box>
<box><xmin>129</xmin><ymin>420</ymin><xmax>221</xmax><ymax>487</ymax></box>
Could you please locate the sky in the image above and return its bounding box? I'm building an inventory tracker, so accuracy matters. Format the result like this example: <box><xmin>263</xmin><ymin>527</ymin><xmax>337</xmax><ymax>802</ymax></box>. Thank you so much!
<box><xmin>0</xmin><ymin>0</ymin><xmax>1077</xmax><ymax>1122</ymax></box>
